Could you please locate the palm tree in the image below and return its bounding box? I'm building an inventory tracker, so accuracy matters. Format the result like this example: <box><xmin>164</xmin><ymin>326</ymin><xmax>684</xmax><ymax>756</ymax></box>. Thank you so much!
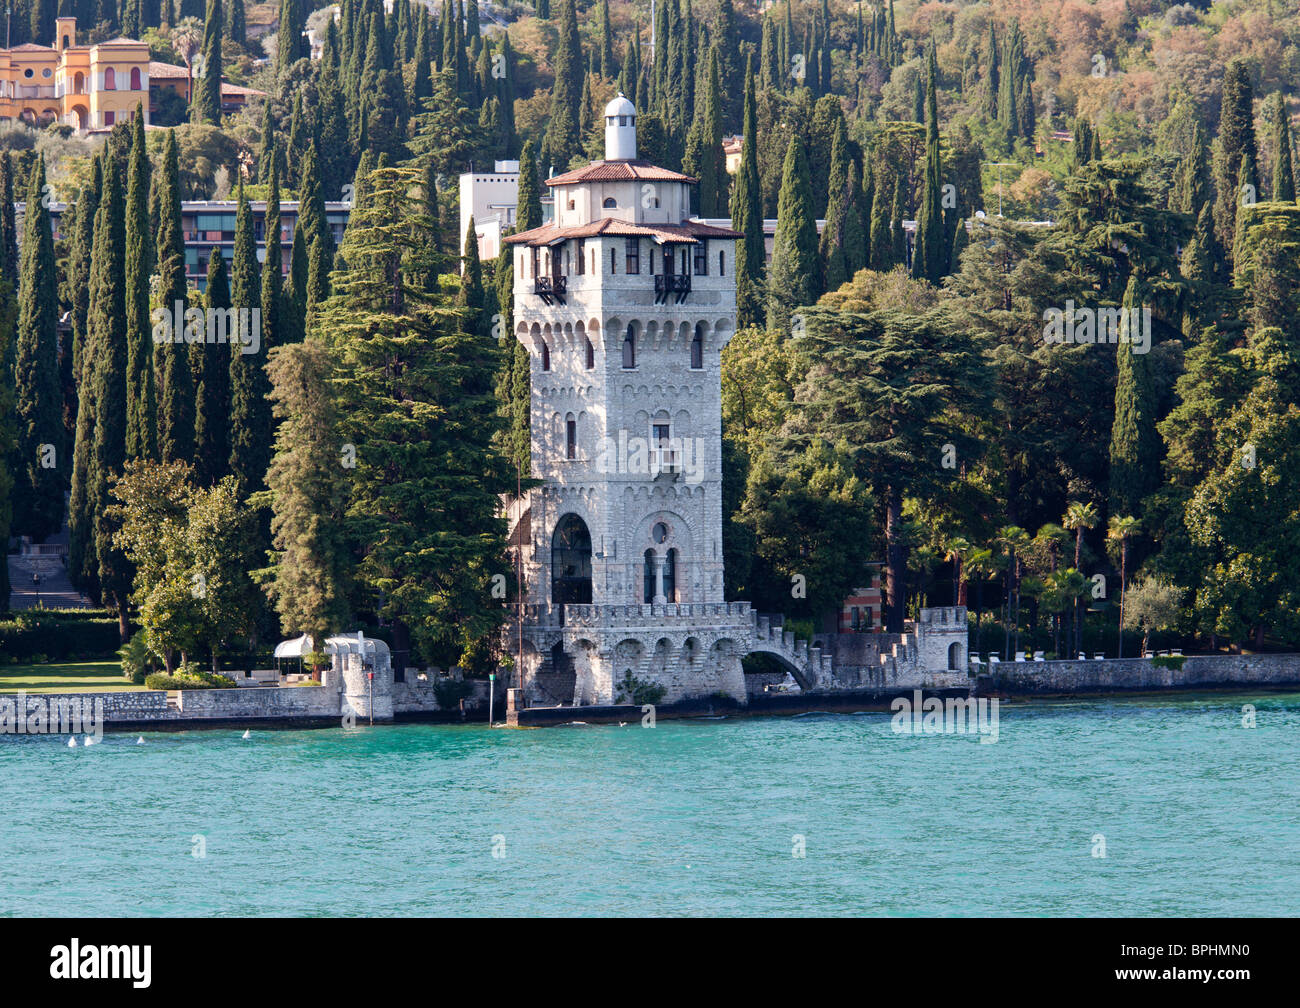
<box><xmin>1107</xmin><ymin>515</ymin><xmax>1140</xmax><ymax>658</ymax></box>
<box><xmin>966</xmin><ymin>546</ymin><xmax>998</xmax><ymax>657</ymax></box>
<box><xmin>996</xmin><ymin>525</ymin><xmax>1029</xmax><ymax>658</ymax></box>
<box><xmin>1063</xmin><ymin>501</ymin><xmax>1099</xmax><ymax>655</ymax></box>
<box><xmin>946</xmin><ymin>536</ymin><xmax>972</xmax><ymax>607</ymax></box>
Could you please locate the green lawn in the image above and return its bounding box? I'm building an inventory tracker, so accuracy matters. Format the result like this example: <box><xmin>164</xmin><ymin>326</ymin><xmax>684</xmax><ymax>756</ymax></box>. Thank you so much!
<box><xmin>0</xmin><ymin>662</ymin><xmax>145</xmax><ymax>694</ymax></box>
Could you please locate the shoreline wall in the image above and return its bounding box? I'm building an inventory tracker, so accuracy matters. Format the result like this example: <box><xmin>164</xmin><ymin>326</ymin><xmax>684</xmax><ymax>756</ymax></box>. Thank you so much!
<box><xmin>975</xmin><ymin>652</ymin><xmax>1300</xmax><ymax>695</ymax></box>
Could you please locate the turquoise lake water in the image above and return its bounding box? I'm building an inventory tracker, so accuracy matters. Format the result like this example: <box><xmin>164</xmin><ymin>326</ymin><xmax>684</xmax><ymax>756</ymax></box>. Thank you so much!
<box><xmin>2</xmin><ymin>692</ymin><xmax>1298</xmax><ymax>917</ymax></box>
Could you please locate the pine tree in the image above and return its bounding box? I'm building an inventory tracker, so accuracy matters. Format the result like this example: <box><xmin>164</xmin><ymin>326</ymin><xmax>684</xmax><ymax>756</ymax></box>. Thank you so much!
<box><xmin>1109</xmin><ymin>275</ymin><xmax>1161</xmax><ymax>517</ymax></box>
<box><xmin>193</xmin><ymin>249</ymin><xmax>233</xmax><ymax>486</ymax></box>
<box><xmin>322</xmin><ymin>163</ymin><xmax>514</xmax><ymax>669</ymax></box>
<box><xmin>263</xmin><ymin>339</ymin><xmax>351</xmax><ymax>644</ymax></box>
<box><xmin>767</xmin><ymin>138</ymin><xmax>820</xmax><ymax>332</ymax></box>
<box><xmin>155</xmin><ymin>130</ymin><xmax>194</xmax><ymax>466</ymax></box>
<box><xmin>12</xmin><ymin>155</ymin><xmax>63</xmax><ymax>541</ymax></box>
<box><xmin>228</xmin><ymin>181</ymin><xmax>270</xmax><ymax>500</ymax></box>
<box><xmin>124</xmin><ymin>112</ymin><xmax>157</xmax><ymax>463</ymax></box>
<box><xmin>732</xmin><ymin>58</ymin><xmax>765</xmax><ymax>329</ymax></box>
<box><xmin>190</xmin><ymin>0</ymin><xmax>223</xmax><ymax>125</ymax></box>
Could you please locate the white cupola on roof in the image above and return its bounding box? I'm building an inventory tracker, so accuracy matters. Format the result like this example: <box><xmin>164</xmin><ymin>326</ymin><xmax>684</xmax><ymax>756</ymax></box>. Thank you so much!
<box><xmin>604</xmin><ymin>92</ymin><xmax>637</xmax><ymax>161</ymax></box>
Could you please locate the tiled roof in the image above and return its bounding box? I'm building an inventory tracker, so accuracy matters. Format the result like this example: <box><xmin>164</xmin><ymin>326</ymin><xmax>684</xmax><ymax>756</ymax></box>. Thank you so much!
<box><xmin>8</xmin><ymin>43</ymin><xmax>54</xmax><ymax>52</ymax></box>
<box><xmin>506</xmin><ymin>217</ymin><xmax>741</xmax><ymax>246</ymax></box>
<box><xmin>546</xmin><ymin>160</ymin><xmax>696</xmax><ymax>185</ymax></box>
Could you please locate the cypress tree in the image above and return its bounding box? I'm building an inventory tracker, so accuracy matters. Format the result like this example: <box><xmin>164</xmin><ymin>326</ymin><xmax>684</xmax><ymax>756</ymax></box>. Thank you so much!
<box><xmin>0</xmin><ymin>152</ymin><xmax>16</xmax><ymax>287</ymax></box>
<box><xmin>12</xmin><ymin>155</ymin><xmax>63</xmax><ymax>541</ymax></box>
<box><xmin>191</xmin><ymin>0</ymin><xmax>223</xmax><ymax>125</ymax></box>
<box><xmin>124</xmin><ymin>111</ymin><xmax>157</xmax><ymax>463</ymax></box>
<box><xmin>767</xmin><ymin>138</ymin><xmax>820</xmax><ymax>332</ymax></box>
<box><xmin>287</xmin><ymin>221</ymin><xmax>308</xmax><ymax>344</ymax></box>
<box><xmin>844</xmin><ymin>160</ymin><xmax>868</xmax><ymax>276</ymax></box>
<box><xmin>541</xmin><ymin>0</ymin><xmax>583</xmax><ymax>171</ymax></box>
<box><xmin>194</xmin><ymin>249</ymin><xmax>233</xmax><ymax>485</ymax></box>
<box><xmin>257</xmin><ymin>100</ymin><xmax>280</xmax><ymax>185</ymax></box>
<box><xmin>458</xmin><ymin>217</ymin><xmax>486</xmax><ymax>340</ymax></box>
<box><xmin>155</xmin><ymin>130</ymin><xmax>194</xmax><ymax>466</ymax></box>
<box><xmin>228</xmin><ymin>181</ymin><xmax>271</xmax><ymax>499</ymax></box>
<box><xmin>1214</xmin><ymin>59</ymin><xmax>1258</xmax><ymax>256</ymax></box>
<box><xmin>67</xmin><ymin>156</ymin><xmax>101</xmax><ymax>593</ymax></box>
<box><xmin>891</xmin><ymin>172</ymin><xmax>907</xmax><ymax>267</ymax></box>
<box><xmin>276</xmin><ymin>0</ymin><xmax>305</xmax><ymax>76</ymax></box>
<box><xmin>516</xmin><ymin>138</ymin><xmax>542</xmax><ymax>232</ymax></box>
<box><xmin>912</xmin><ymin>46</ymin><xmax>947</xmax><ymax>283</ymax></box>
<box><xmin>262</xmin><ymin>160</ymin><xmax>285</xmax><ymax>353</ymax></box>
<box><xmin>1271</xmin><ymin>92</ymin><xmax>1295</xmax><ymax>203</ymax></box>
<box><xmin>818</xmin><ymin>120</ymin><xmax>851</xmax><ymax>293</ymax></box>
<box><xmin>732</xmin><ymin>58</ymin><xmax>765</xmax><ymax>328</ymax></box>
<box><xmin>598</xmin><ymin>0</ymin><xmax>614</xmax><ymax>79</ymax></box>
<box><xmin>87</xmin><ymin>166</ymin><xmax>131</xmax><ymax>635</ymax></box>
<box><xmin>868</xmin><ymin>165</ymin><xmax>894</xmax><ymax>270</ymax></box>
<box><xmin>1109</xmin><ymin>275</ymin><xmax>1161</xmax><ymax>518</ymax></box>
<box><xmin>228</xmin><ymin>0</ymin><xmax>246</xmax><ymax>47</ymax></box>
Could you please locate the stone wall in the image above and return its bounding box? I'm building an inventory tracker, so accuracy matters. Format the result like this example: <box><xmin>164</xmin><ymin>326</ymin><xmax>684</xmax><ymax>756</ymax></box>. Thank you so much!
<box><xmin>0</xmin><ymin>690</ymin><xmax>173</xmax><ymax>725</ymax></box>
<box><xmin>976</xmin><ymin>653</ymin><xmax>1300</xmax><ymax>695</ymax></box>
<box><xmin>175</xmin><ymin>685</ymin><xmax>340</xmax><ymax>719</ymax></box>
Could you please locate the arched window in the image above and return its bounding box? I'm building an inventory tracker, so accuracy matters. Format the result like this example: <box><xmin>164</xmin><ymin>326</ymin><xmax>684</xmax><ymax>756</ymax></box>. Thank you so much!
<box><xmin>690</xmin><ymin>324</ymin><xmax>704</xmax><ymax>370</ymax></box>
<box><xmin>622</xmin><ymin>325</ymin><xmax>636</xmax><ymax>368</ymax></box>
<box><xmin>948</xmin><ymin>642</ymin><xmax>964</xmax><ymax>670</ymax></box>
<box><xmin>719</xmin><ymin>249</ymin><xmax>725</xmax><ymax>275</ymax></box>
<box><xmin>104</xmin><ymin>67</ymin><xmax>115</xmax><ymax>90</ymax></box>
<box><xmin>565</xmin><ymin>415</ymin><xmax>577</xmax><ymax>460</ymax></box>
<box><xmin>643</xmin><ymin>550</ymin><xmax>656</xmax><ymax>603</ymax></box>
<box><xmin>552</xmin><ymin>514</ymin><xmax>593</xmax><ymax>607</ymax></box>
<box><xmin>130</xmin><ymin>67</ymin><xmax>141</xmax><ymax>90</ymax></box>
<box><xmin>584</xmin><ymin>337</ymin><xmax>594</xmax><ymax>370</ymax></box>
<box><xmin>541</xmin><ymin>341</ymin><xmax>550</xmax><ymax>371</ymax></box>
<box><xmin>73</xmin><ymin>72</ymin><xmax>84</xmax><ymax>94</ymax></box>
<box><xmin>664</xmin><ymin>549</ymin><xmax>677</xmax><ymax>603</ymax></box>
<box><xmin>602</xmin><ymin>197</ymin><xmax>617</xmax><ymax>209</ymax></box>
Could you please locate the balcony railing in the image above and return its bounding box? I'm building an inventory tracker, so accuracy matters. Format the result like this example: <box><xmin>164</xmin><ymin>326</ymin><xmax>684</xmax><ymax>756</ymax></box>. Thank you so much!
<box><xmin>534</xmin><ymin>275</ymin><xmax>566</xmax><ymax>305</ymax></box>
<box><xmin>654</xmin><ymin>273</ymin><xmax>691</xmax><ymax>304</ymax></box>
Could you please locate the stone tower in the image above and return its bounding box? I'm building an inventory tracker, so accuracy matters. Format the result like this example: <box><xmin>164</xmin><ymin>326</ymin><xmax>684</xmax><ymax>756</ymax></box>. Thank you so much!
<box><xmin>505</xmin><ymin>94</ymin><xmax>754</xmax><ymax>706</ymax></box>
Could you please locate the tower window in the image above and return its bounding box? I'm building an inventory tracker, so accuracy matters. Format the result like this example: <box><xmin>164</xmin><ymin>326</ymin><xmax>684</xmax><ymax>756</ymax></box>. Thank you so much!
<box><xmin>585</xmin><ymin>337</ymin><xmax>595</xmax><ymax>370</ymax></box>
<box><xmin>719</xmin><ymin>249</ymin><xmax>725</xmax><ymax>275</ymax></box>
<box><xmin>643</xmin><ymin>550</ymin><xmax>655</xmax><ymax>603</ymax></box>
<box><xmin>602</xmin><ymin>197</ymin><xmax>617</xmax><ymax>209</ymax></box>
<box><xmin>625</xmin><ymin>238</ymin><xmax>639</xmax><ymax>275</ymax></box>
<box><xmin>664</xmin><ymin>549</ymin><xmax>677</xmax><ymax>603</ymax></box>
<box><xmin>610</xmin><ymin>247</ymin><xmax>617</xmax><ymax>274</ymax></box>
<box><xmin>691</xmin><ymin>325</ymin><xmax>704</xmax><ymax>370</ymax></box>
<box><xmin>622</xmin><ymin>326</ymin><xmax>636</xmax><ymax>369</ymax></box>
<box><xmin>541</xmin><ymin>342</ymin><xmax>551</xmax><ymax>371</ymax></box>
<box><xmin>575</xmin><ymin>239</ymin><xmax>585</xmax><ymax>275</ymax></box>
<box><xmin>694</xmin><ymin>241</ymin><xmax>707</xmax><ymax>276</ymax></box>
<box><xmin>566</xmin><ymin>416</ymin><xmax>577</xmax><ymax>459</ymax></box>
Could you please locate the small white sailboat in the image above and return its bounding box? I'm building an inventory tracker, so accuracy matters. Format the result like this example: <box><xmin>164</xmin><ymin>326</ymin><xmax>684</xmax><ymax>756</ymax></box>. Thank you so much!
<box><xmin>241</xmin><ymin>729</ymin><xmax>251</xmax><ymax>740</ymax></box>
<box><xmin>67</xmin><ymin>737</ymin><xmax>77</xmax><ymax>747</ymax></box>
<box><xmin>136</xmin><ymin>737</ymin><xmax>145</xmax><ymax>745</ymax></box>
<box><xmin>83</xmin><ymin>735</ymin><xmax>97</xmax><ymax>746</ymax></box>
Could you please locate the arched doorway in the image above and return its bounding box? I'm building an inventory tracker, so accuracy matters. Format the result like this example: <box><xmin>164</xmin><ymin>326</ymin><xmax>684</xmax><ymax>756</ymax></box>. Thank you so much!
<box><xmin>551</xmin><ymin>513</ymin><xmax>592</xmax><ymax>609</ymax></box>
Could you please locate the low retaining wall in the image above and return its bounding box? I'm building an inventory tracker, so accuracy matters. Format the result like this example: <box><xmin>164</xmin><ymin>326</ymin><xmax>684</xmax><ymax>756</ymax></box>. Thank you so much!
<box><xmin>975</xmin><ymin>652</ymin><xmax>1300</xmax><ymax>696</ymax></box>
<box><xmin>175</xmin><ymin>685</ymin><xmax>340</xmax><ymax>719</ymax></box>
<box><xmin>0</xmin><ymin>690</ymin><xmax>173</xmax><ymax>724</ymax></box>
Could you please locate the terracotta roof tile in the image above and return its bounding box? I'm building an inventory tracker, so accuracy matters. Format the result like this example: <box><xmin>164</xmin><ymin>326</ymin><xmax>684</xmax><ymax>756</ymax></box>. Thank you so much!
<box><xmin>506</xmin><ymin>217</ymin><xmax>741</xmax><ymax>246</ymax></box>
<box><xmin>546</xmin><ymin>160</ymin><xmax>696</xmax><ymax>185</ymax></box>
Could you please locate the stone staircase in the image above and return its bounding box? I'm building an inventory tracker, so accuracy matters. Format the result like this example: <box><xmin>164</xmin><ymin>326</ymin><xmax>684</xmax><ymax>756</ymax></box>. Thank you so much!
<box><xmin>750</xmin><ymin>612</ymin><xmax>833</xmax><ymax>690</ymax></box>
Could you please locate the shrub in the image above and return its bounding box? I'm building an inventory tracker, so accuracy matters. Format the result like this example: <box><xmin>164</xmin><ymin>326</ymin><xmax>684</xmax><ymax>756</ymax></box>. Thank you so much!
<box><xmin>118</xmin><ymin>631</ymin><xmax>157</xmax><ymax>685</ymax></box>
<box><xmin>1151</xmin><ymin>655</ymin><xmax>1186</xmax><ymax>671</ymax></box>
<box><xmin>144</xmin><ymin>665</ymin><xmax>238</xmax><ymax>690</ymax></box>
<box><xmin>0</xmin><ymin>610</ymin><xmax>122</xmax><ymax>662</ymax></box>
<box><xmin>614</xmin><ymin>672</ymin><xmax>667</xmax><ymax>706</ymax></box>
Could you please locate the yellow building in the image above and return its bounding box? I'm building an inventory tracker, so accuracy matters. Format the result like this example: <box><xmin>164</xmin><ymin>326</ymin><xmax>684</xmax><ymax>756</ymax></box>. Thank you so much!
<box><xmin>0</xmin><ymin>17</ymin><xmax>151</xmax><ymax>132</ymax></box>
